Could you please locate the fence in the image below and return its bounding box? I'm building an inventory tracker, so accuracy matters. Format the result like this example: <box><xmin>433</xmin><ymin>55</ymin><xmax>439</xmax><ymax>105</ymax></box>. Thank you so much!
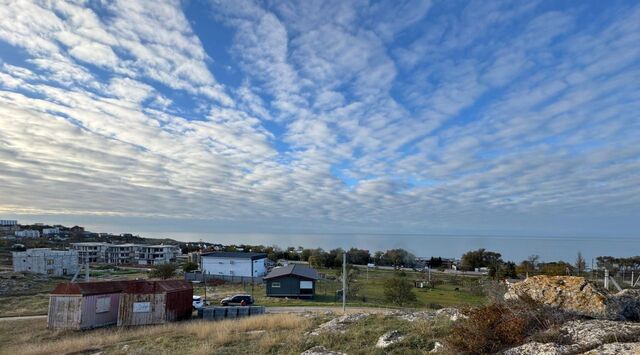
<box><xmin>198</xmin><ymin>306</ymin><xmax>265</xmax><ymax>321</ymax></box>
<box><xmin>185</xmin><ymin>272</ymin><xmax>263</xmax><ymax>285</ymax></box>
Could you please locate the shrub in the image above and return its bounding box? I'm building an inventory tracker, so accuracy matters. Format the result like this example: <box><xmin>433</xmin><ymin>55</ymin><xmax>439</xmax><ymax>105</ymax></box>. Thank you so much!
<box><xmin>446</xmin><ymin>298</ymin><xmax>575</xmax><ymax>354</ymax></box>
<box><xmin>149</xmin><ymin>263</ymin><xmax>177</xmax><ymax>279</ymax></box>
<box><xmin>182</xmin><ymin>261</ymin><xmax>199</xmax><ymax>273</ymax></box>
<box><xmin>383</xmin><ymin>277</ymin><xmax>417</xmax><ymax>306</ymax></box>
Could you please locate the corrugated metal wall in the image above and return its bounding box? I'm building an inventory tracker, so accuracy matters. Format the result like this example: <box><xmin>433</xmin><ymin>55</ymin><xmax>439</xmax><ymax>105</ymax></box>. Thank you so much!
<box><xmin>48</xmin><ymin>295</ymin><xmax>82</xmax><ymax>329</ymax></box>
<box><xmin>165</xmin><ymin>288</ymin><xmax>193</xmax><ymax>321</ymax></box>
<box><xmin>80</xmin><ymin>293</ymin><xmax>121</xmax><ymax>329</ymax></box>
<box><xmin>117</xmin><ymin>293</ymin><xmax>166</xmax><ymax>326</ymax></box>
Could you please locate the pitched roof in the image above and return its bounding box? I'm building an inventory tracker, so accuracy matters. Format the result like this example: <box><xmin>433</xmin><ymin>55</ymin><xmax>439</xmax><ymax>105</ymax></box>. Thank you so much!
<box><xmin>51</xmin><ymin>280</ymin><xmax>130</xmax><ymax>296</ymax></box>
<box><xmin>264</xmin><ymin>264</ymin><xmax>320</xmax><ymax>280</ymax></box>
<box><xmin>124</xmin><ymin>280</ymin><xmax>192</xmax><ymax>294</ymax></box>
<box><xmin>201</xmin><ymin>251</ymin><xmax>267</xmax><ymax>260</ymax></box>
<box><xmin>51</xmin><ymin>280</ymin><xmax>192</xmax><ymax>296</ymax></box>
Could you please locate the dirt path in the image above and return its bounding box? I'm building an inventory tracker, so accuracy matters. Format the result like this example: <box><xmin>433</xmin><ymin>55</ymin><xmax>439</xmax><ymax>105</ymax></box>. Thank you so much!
<box><xmin>0</xmin><ymin>314</ymin><xmax>46</xmax><ymax>322</ymax></box>
<box><xmin>266</xmin><ymin>306</ymin><xmax>395</xmax><ymax>314</ymax></box>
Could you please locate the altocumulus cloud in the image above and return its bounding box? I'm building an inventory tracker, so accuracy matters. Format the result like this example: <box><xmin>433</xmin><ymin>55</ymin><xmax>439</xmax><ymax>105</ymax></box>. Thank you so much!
<box><xmin>0</xmin><ymin>0</ymin><xmax>638</xmax><ymax>236</ymax></box>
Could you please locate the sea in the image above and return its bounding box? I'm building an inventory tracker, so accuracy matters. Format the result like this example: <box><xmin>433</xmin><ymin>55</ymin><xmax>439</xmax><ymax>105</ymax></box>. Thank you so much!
<box><xmin>143</xmin><ymin>232</ymin><xmax>640</xmax><ymax>264</ymax></box>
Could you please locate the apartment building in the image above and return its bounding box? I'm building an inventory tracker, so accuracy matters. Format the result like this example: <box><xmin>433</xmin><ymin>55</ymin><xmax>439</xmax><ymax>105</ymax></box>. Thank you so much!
<box><xmin>15</xmin><ymin>230</ymin><xmax>41</xmax><ymax>238</ymax></box>
<box><xmin>13</xmin><ymin>248</ymin><xmax>79</xmax><ymax>276</ymax></box>
<box><xmin>71</xmin><ymin>243</ymin><xmax>180</xmax><ymax>265</ymax></box>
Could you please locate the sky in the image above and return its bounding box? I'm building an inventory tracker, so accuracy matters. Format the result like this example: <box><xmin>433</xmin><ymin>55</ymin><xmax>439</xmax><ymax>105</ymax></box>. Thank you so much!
<box><xmin>0</xmin><ymin>0</ymin><xmax>639</xmax><ymax>239</ymax></box>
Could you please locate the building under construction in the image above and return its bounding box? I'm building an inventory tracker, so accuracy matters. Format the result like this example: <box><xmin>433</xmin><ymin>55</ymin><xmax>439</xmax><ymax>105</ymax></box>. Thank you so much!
<box><xmin>12</xmin><ymin>248</ymin><xmax>79</xmax><ymax>276</ymax></box>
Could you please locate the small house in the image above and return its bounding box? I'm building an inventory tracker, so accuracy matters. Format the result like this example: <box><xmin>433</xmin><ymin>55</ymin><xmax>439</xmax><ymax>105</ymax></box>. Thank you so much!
<box><xmin>264</xmin><ymin>264</ymin><xmax>320</xmax><ymax>298</ymax></box>
<box><xmin>117</xmin><ymin>280</ymin><xmax>193</xmax><ymax>326</ymax></box>
<box><xmin>48</xmin><ymin>280</ymin><xmax>128</xmax><ymax>330</ymax></box>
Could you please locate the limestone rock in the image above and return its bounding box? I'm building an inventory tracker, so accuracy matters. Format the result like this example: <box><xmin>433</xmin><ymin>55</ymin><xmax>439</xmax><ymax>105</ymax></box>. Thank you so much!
<box><xmin>504</xmin><ymin>320</ymin><xmax>640</xmax><ymax>355</ymax></box>
<box><xmin>580</xmin><ymin>342</ymin><xmax>640</xmax><ymax>355</ymax></box>
<box><xmin>375</xmin><ymin>330</ymin><xmax>405</xmax><ymax>348</ymax></box>
<box><xmin>309</xmin><ymin>313</ymin><xmax>369</xmax><ymax>335</ymax></box>
<box><xmin>429</xmin><ymin>341</ymin><xmax>443</xmax><ymax>353</ymax></box>
<box><xmin>435</xmin><ymin>307</ymin><xmax>467</xmax><ymax>321</ymax></box>
<box><xmin>505</xmin><ymin>276</ymin><xmax>608</xmax><ymax>318</ymax></box>
<box><xmin>301</xmin><ymin>346</ymin><xmax>346</xmax><ymax>355</ymax></box>
<box><xmin>503</xmin><ymin>342</ymin><xmax>567</xmax><ymax>355</ymax></box>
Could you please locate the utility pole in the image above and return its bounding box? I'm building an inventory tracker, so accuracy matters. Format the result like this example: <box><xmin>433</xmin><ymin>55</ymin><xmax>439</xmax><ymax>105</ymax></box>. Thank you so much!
<box><xmin>342</xmin><ymin>252</ymin><xmax>347</xmax><ymax>313</ymax></box>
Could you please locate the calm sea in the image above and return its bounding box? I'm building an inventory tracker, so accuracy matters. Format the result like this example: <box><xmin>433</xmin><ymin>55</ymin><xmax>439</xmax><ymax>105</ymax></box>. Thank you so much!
<box><xmin>143</xmin><ymin>232</ymin><xmax>639</xmax><ymax>263</ymax></box>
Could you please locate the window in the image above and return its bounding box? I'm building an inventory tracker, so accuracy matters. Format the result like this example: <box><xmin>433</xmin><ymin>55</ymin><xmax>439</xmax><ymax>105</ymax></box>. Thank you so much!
<box><xmin>300</xmin><ymin>281</ymin><xmax>313</xmax><ymax>289</ymax></box>
<box><xmin>96</xmin><ymin>297</ymin><xmax>111</xmax><ymax>313</ymax></box>
<box><xmin>47</xmin><ymin>259</ymin><xmax>54</xmax><ymax>265</ymax></box>
<box><xmin>272</xmin><ymin>282</ymin><xmax>281</xmax><ymax>288</ymax></box>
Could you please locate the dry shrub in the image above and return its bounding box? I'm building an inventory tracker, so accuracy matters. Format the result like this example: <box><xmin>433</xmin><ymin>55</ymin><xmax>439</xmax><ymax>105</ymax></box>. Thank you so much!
<box><xmin>446</xmin><ymin>298</ymin><xmax>575</xmax><ymax>354</ymax></box>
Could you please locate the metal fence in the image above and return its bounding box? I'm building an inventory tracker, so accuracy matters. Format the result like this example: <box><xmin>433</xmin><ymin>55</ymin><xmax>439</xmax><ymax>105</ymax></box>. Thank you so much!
<box><xmin>185</xmin><ymin>272</ymin><xmax>263</xmax><ymax>284</ymax></box>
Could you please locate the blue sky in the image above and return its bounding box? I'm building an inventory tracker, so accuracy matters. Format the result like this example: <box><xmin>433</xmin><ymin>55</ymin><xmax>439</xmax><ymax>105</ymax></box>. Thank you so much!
<box><xmin>0</xmin><ymin>0</ymin><xmax>638</xmax><ymax>238</ymax></box>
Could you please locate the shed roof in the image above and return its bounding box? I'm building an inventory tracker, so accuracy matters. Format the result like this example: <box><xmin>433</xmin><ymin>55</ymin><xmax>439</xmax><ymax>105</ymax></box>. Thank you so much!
<box><xmin>51</xmin><ymin>280</ymin><xmax>130</xmax><ymax>296</ymax></box>
<box><xmin>264</xmin><ymin>264</ymin><xmax>320</xmax><ymax>280</ymax></box>
<box><xmin>124</xmin><ymin>280</ymin><xmax>192</xmax><ymax>294</ymax></box>
<box><xmin>201</xmin><ymin>251</ymin><xmax>267</xmax><ymax>260</ymax></box>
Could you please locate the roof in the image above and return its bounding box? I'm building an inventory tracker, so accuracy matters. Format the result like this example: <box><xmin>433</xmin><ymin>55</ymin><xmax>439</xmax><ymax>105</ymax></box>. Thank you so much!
<box><xmin>51</xmin><ymin>280</ymin><xmax>130</xmax><ymax>296</ymax></box>
<box><xmin>51</xmin><ymin>280</ymin><xmax>192</xmax><ymax>296</ymax></box>
<box><xmin>201</xmin><ymin>252</ymin><xmax>267</xmax><ymax>260</ymax></box>
<box><xmin>264</xmin><ymin>264</ymin><xmax>320</xmax><ymax>280</ymax></box>
<box><xmin>123</xmin><ymin>280</ymin><xmax>192</xmax><ymax>294</ymax></box>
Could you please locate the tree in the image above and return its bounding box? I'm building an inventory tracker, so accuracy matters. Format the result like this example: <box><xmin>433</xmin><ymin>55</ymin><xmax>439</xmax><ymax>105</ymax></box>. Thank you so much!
<box><xmin>182</xmin><ymin>261</ymin><xmax>199</xmax><ymax>273</ymax></box>
<box><xmin>149</xmin><ymin>263</ymin><xmax>177</xmax><ymax>280</ymax></box>
<box><xmin>461</xmin><ymin>249</ymin><xmax>502</xmax><ymax>271</ymax></box>
<box><xmin>383</xmin><ymin>277</ymin><xmax>417</xmax><ymax>306</ymax></box>
<box><xmin>575</xmin><ymin>252</ymin><xmax>586</xmax><ymax>276</ymax></box>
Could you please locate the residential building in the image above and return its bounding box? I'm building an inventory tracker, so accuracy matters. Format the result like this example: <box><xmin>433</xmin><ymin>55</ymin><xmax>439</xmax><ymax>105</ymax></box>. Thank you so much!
<box><xmin>0</xmin><ymin>219</ymin><xmax>17</xmax><ymax>226</ymax></box>
<box><xmin>43</xmin><ymin>227</ymin><xmax>60</xmax><ymax>235</ymax></box>
<box><xmin>15</xmin><ymin>230</ymin><xmax>41</xmax><ymax>238</ymax></box>
<box><xmin>70</xmin><ymin>243</ymin><xmax>180</xmax><ymax>265</ymax></box>
<box><xmin>0</xmin><ymin>220</ymin><xmax>19</xmax><ymax>236</ymax></box>
<box><xmin>201</xmin><ymin>252</ymin><xmax>267</xmax><ymax>277</ymax></box>
<box><xmin>264</xmin><ymin>264</ymin><xmax>319</xmax><ymax>298</ymax></box>
<box><xmin>13</xmin><ymin>248</ymin><xmax>79</xmax><ymax>276</ymax></box>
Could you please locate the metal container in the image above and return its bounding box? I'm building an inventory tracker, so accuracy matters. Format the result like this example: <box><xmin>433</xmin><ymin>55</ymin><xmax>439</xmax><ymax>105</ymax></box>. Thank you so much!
<box><xmin>226</xmin><ymin>306</ymin><xmax>238</xmax><ymax>319</ymax></box>
<box><xmin>237</xmin><ymin>306</ymin><xmax>249</xmax><ymax>317</ymax></box>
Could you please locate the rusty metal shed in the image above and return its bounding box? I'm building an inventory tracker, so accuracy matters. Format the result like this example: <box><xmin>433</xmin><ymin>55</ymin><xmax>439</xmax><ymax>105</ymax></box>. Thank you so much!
<box><xmin>48</xmin><ymin>280</ymin><xmax>129</xmax><ymax>330</ymax></box>
<box><xmin>117</xmin><ymin>280</ymin><xmax>193</xmax><ymax>326</ymax></box>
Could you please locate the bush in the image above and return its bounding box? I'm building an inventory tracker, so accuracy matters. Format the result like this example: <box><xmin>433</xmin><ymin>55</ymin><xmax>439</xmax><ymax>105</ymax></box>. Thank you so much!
<box><xmin>383</xmin><ymin>277</ymin><xmax>417</xmax><ymax>306</ymax></box>
<box><xmin>446</xmin><ymin>298</ymin><xmax>575</xmax><ymax>354</ymax></box>
<box><xmin>149</xmin><ymin>263</ymin><xmax>177</xmax><ymax>280</ymax></box>
<box><xmin>182</xmin><ymin>261</ymin><xmax>199</xmax><ymax>273</ymax></box>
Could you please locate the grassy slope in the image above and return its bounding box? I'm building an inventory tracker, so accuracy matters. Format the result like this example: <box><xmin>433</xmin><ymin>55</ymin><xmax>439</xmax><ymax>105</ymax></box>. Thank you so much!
<box><xmin>196</xmin><ymin>267</ymin><xmax>486</xmax><ymax>309</ymax></box>
<box><xmin>0</xmin><ymin>313</ymin><xmax>451</xmax><ymax>355</ymax></box>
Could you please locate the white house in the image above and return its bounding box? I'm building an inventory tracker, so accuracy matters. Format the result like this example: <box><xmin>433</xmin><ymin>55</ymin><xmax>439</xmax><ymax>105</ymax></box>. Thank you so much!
<box><xmin>13</xmin><ymin>248</ymin><xmax>79</xmax><ymax>276</ymax></box>
<box><xmin>201</xmin><ymin>252</ymin><xmax>267</xmax><ymax>277</ymax></box>
<box><xmin>15</xmin><ymin>230</ymin><xmax>40</xmax><ymax>238</ymax></box>
<box><xmin>42</xmin><ymin>227</ymin><xmax>60</xmax><ymax>235</ymax></box>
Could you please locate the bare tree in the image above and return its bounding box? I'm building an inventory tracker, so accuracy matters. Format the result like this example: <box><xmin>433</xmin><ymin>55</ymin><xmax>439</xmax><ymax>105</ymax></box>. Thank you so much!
<box><xmin>575</xmin><ymin>252</ymin><xmax>586</xmax><ymax>276</ymax></box>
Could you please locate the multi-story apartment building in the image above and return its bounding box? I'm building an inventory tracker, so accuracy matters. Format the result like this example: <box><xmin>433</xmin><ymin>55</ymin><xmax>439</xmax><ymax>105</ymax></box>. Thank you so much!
<box><xmin>15</xmin><ymin>230</ymin><xmax>41</xmax><ymax>238</ymax></box>
<box><xmin>13</xmin><ymin>248</ymin><xmax>79</xmax><ymax>276</ymax></box>
<box><xmin>42</xmin><ymin>227</ymin><xmax>60</xmax><ymax>235</ymax></box>
<box><xmin>70</xmin><ymin>243</ymin><xmax>180</xmax><ymax>265</ymax></box>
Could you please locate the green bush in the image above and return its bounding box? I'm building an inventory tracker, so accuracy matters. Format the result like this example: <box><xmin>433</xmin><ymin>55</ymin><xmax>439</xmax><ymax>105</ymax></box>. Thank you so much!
<box><xmin>149</xmin><ymin>263</ymin><xmax>177</xmax><ymax>280</ymax></box>
<box><xmin>182</xmin><ymin>261</ymin><xmax>199</xmax><ymax>273</ymax></box>
<box><xmin>383</xmin><ymin>277</ymin><xmax>417</xmax><ymax>306</ymax></box>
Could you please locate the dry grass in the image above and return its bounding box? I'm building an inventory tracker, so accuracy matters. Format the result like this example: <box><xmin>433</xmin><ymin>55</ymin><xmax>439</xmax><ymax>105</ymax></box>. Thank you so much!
<box><xmin>0</xmin><ymin>314</ymin><xmax>311</xmax><ymax>355</ymax></box>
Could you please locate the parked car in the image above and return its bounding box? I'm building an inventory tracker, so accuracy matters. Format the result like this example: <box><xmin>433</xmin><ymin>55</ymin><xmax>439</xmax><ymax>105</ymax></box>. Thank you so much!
<box><xmin>220</xmin><ymin>294</ymin><xmax>254</xmax><ymax>306</ymax></box>
<box><xmin>192</xmin><ymin>295</ymin><xmax>204</xmax><ymax>310</ymax></box>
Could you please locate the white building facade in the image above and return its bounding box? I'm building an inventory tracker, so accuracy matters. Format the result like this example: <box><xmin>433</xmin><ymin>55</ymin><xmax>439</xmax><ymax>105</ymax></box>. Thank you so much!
<box><xmin>15</xmin><ymin>230</ymin><xmax>41</xmax><ymax>238</ymax></box>
<box><xmin>13</xmin><ymin>248</ymin><xmax>79</xmax><ymax>276</ymax></box>
<box><xmin>42</xmin><ymin>227</ymin><xmax>60</xmax><ymax>235</ymax></box>
<box><xmin>201</xmin><ymin>252</ymin><xmax>267</xmax><ymax>277</ymax></box>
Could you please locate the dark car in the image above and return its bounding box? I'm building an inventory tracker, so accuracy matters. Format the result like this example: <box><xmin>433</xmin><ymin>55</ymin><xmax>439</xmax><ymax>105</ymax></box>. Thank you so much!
<box><xmin>220</xmin><ymin>294</ymin><xmax>254</xmax><ymax>306</ymax></box>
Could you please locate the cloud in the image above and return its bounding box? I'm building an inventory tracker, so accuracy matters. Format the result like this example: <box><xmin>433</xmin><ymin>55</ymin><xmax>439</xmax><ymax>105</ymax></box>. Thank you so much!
<box><xmin>0</xmin><ymin>0</ymin><xmax>638</xmax><ymax>237</ymax></box>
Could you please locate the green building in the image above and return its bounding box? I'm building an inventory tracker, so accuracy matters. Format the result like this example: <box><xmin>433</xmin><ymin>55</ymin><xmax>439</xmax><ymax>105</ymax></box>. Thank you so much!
<box><xmin>264</xmin><ymin>264</ymin><xmax>320</xmax><ymax>298</ymax></box>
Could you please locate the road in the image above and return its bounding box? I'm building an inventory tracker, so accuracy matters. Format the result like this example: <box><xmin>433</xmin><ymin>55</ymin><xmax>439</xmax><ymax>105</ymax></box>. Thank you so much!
<box><xmin>0</xmin><ymin>306</ymin><xmax>394</xmax><ymax>322</ymax></box>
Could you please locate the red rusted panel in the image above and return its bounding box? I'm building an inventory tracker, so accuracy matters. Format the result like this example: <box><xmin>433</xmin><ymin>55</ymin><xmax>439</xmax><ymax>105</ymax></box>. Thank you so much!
<box><xmin>51</xmin><ymin>280</ymin><xmax>131</xmax><ymax>296</ymax></box>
